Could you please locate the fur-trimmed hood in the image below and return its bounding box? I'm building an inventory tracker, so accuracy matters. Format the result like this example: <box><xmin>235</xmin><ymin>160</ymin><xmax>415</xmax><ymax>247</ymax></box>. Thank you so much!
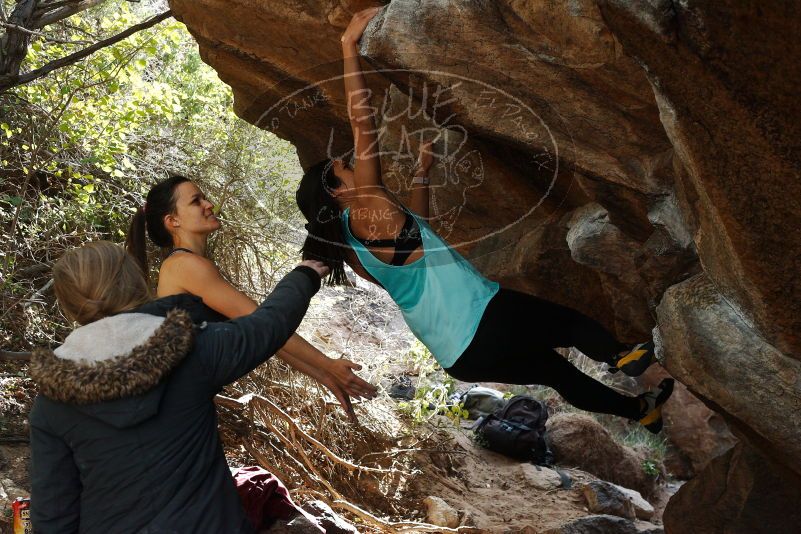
<box><xmin>30</xmin><ymin>309</ymin><xmax>194</xmax><ymax>427</ymax></box>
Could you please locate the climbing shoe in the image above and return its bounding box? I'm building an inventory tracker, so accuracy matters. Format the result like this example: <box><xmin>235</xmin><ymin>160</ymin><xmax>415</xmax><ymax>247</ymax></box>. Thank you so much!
<box><xmin>609</xmin><ymin>340</ymin><xmax>656</xmax><ymax>377</ymax></box>
<box><xmin>637</xmin><ymin>378</ymin><xmax>674</xmax><ymax>434</ymax></box>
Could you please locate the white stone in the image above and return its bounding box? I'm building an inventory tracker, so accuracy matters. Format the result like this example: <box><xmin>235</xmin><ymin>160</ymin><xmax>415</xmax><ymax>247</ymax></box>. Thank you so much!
<box><xmin>520</xmin><ymin>463</ymin><xmax>562</xmax><ymax>490</ymax></box>
<box><xmin>423</xmin><ymin>496</ymin><xmax>460</xmax><ymax>528</ymax></box>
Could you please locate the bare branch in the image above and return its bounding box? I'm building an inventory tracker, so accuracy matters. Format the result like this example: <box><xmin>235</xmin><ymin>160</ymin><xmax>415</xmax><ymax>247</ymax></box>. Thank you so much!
<box><xmin>32</xmin><ymin>0</ymin><xmax>105</xmax><ymax>29</ymax></box>
<box><xmin>0</xmin><ymin>10</ymin><xmax>172</xmax><ymax>92</ymax></box>
<box><xmin>0</xmin><ymin>21</ymin><xmax>90</xmax><ymax>44</ymax></box>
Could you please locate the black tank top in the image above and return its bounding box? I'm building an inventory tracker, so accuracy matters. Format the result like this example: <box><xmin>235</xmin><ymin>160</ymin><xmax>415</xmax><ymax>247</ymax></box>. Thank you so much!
<box><xmin>352</xmin><ymin>210</ymin><xmax>423</xmax><ymax>266</ymax></box>
<box><xmin>165</xmin><ymin>247</ymin><xmax>194</xmax><ymax>259</ymax></box>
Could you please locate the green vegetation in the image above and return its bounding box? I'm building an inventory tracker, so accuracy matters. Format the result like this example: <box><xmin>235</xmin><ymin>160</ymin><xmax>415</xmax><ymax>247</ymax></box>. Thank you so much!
<box><xmin>397</xmin><ymin>341</ymin><xmax>468</xmax><ymax>425</ymax></box>
<box><xmin>0</xmin><ymin>2</ymin><xmax>302</xmax><ymax>350</ymax></box>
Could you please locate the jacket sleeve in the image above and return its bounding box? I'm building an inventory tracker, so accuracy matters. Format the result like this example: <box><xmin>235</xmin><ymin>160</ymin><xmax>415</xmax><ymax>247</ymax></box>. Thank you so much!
<box><xmin>196</xmin><ymin>266</ymin><xmax>321</xmax><ymax>389</ymax></box>
<box><xmin>29</xmin><ymin>399</ymin><xmax>81</xmax><ymax>533</ymax></box>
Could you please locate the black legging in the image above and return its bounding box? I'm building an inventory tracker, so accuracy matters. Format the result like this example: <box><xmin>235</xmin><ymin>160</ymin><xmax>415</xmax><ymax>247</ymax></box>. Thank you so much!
<box><xmin>446</xmin><ymin>288</ymin><xmax>642</xmax><ymax>420</ymax></box>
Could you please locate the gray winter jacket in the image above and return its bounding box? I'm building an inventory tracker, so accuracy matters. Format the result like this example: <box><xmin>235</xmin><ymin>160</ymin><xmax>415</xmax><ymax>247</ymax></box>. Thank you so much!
<box><xmin>28</xmin><ymin>267</ymin><xmax>321</xmax><ymax>534</ymax></box>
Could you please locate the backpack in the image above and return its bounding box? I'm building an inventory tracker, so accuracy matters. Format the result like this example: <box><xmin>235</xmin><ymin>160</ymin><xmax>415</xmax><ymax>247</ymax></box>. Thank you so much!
<box><xmin>474</xmin><ymin>395</ymin><xmax>553</xmax><ymax>465</ymax></box>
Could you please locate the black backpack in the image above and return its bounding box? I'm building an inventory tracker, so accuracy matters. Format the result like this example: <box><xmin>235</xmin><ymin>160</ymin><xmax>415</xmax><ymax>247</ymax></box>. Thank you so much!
<box><xmin>474</xmin><ymin>395</ymin><xmax>553</xmax><ymax>465</ymax></box>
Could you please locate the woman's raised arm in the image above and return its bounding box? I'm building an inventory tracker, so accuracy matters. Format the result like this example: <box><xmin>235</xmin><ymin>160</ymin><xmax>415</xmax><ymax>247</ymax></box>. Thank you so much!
<box><xmin>341</xmin><ymin>7</ymin><xmax>383</xmax><ymax>192</ymax></box>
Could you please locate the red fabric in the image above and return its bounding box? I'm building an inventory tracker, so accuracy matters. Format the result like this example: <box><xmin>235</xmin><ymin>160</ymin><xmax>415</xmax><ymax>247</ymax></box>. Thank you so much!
<box><xmin>232</xmin><ymin>466</ymin><xmax>320</xmax><ymax>530</ymax></box>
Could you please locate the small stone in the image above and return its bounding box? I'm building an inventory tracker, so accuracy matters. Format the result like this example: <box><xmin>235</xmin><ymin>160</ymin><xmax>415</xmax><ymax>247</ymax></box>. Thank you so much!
<box><xmin>582</xmin><ymin>481</ymin><xmax>636</xmax><ymax>519</ymax></box>
<box><xmin>581</xmin><ymin>480</ymin><xmax>654</xmax><ymax>520</ymax></box>
<box><xmin>610</xmin><ymin>483</ymin><xmax>655</xmax><ymax>520</ymax></box>
<box><xmin>520</xmin><ymin>463</ymin><xmax>563</xmax><ymax>490</ymax></box>
<box><xmin>423</xmin><ymin>496</ymin><xmax>460</xmax><ymax>529</ymax></box>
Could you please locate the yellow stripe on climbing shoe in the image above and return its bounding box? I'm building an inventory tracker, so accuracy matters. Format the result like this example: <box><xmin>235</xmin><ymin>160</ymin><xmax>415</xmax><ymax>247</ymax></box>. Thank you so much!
<box><xmin>639</xmin><ymin>407</ymin><xmax>662</xmax><ymax>426</ymax></box>
<box><xmin>618</xmin><ymin>349</ymin><xmax>647</xmax><ymax>367</ymax></box>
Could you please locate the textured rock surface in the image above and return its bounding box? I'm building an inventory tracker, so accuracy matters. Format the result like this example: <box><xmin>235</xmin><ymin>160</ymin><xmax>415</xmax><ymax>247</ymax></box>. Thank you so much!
<box><xmin>583</xmin><ymin>481</ymin><xmax>654</xmax><ymax>520</ymax></box>
<box><xmin>168</xmin><ymin>0</ymin><xmax>800</xmax><ymax>527</ymax></box>
<box><xmin>542</xmin><ymin>514</ymin><xmax>663</xmax><ymax>534</ymax></box>
<box><xmin>663</xmin><ymin>443</ymin><xmax>801</xmax><ymax>534</ymax></box>
<box><xmin>546</xmin><ymin>413</ymin><xmax>655</xmax><ymax>497</ymax></box>
<box><xmin>598</xmin><ymin>1</ymin><xmax>801</xmax><ymax>356</ymax></box>
<box><xmin>657</xmin><ymin>274</ymin><xmax>801</xmax><ymax>475</ymax></box>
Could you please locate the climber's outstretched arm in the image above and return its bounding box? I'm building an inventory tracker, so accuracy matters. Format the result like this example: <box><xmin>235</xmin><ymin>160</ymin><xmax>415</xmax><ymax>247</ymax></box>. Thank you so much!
<box><xmin>341</xmin><ymin>7</ymin><xmax>382</xmax><ymax>191</ymax></box>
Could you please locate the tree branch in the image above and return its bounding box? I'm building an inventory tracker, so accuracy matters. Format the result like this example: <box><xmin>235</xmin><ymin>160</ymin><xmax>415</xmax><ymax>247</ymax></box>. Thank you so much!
<box><xmin>0</xmin><ymin>9</ymin><xmax>172</xmax><ymax>93</ymax></box>
<box><xmin>0</xmin><ymin>21</ymin><xmax>90</xmax><ymax>44</ymax></box>
<box><xmin>0</xmin><ymin>0</ymin><xmax>38</xmax><ymax>77</ymax></box>
<box><xmin>32</xmin><ymin>0</ymin><xmax>105</xmax><ymax>29</ymax></box>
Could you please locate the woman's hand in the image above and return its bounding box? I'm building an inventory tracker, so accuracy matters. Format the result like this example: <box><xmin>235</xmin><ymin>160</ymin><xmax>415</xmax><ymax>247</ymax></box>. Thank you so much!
<box><xmin>317</xmin><ymin>358</ymin><xmax>378</xmax><ymax>423</ymax></box>
<box><xmin>417</xmin><ymin>140</ymin><xmax>435</xmax><ymax>174</ymax></box>
<box><xmin>341</xmin><ymin>6</ymin><xmax>381</xmax><ymax>46</ymax></box>
<box><xmin>299</xmin><ymin>259</ymin><xmax>330</xmax><ymax>278</ymax></box>
<box><xmin>326</xmin><ymin>357</ymin><xmax>378</xmax><ymax>400</ymax></box>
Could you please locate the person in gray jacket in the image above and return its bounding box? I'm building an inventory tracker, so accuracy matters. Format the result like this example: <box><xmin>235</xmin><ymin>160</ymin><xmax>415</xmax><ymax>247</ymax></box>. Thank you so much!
<box><xmin>27</xmin><ymin>240</ymin><xmax>329</xmax><ymax>533</ymax></box>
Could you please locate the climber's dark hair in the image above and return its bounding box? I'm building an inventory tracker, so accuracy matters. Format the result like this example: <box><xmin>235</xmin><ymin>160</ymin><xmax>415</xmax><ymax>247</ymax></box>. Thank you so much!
<box><xmin>296</xmin><ymin>160</ymin><xmax>348</xmax><ymax>285</ymax></box>
<box><xmin>125</xmin><ymin>175</ymin><xmax>190</xmax><ymax>278</ymax></box>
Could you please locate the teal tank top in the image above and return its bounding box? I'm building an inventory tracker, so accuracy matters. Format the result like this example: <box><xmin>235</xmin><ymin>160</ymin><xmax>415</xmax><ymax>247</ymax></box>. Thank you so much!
<box><xmin>342</xmin><ymin>208</ymin><xmax>499</xmax><ymax>367</ymax></box>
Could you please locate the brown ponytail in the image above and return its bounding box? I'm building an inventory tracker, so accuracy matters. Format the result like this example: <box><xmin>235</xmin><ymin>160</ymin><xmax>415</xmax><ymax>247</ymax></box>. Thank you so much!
<box><xmin>124</xmin><ymin>175</ymin><xmax>190</xmax><ymax>280</ymax></box>
<box><xmin>125</xmin><ymin>206</ymin><xmax>149</xmax><ymax>277</ymax></box>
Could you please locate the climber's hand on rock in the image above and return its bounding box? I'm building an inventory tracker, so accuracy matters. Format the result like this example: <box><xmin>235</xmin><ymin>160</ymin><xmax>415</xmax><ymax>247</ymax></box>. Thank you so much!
<box><xmin>341</xmin><ymin>6</ymin><xmax>381</xmax><ymax>46</ymax></box>
<box><xmin>417</xmin><ymin>140</ymin><xmax>436</xmax><ymax>173</ymax></box>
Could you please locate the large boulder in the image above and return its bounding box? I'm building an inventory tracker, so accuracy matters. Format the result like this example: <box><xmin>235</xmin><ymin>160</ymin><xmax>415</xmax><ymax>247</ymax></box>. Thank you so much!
<box><xmin>168</xmin><ymin>0</ymin><xmax>692</xmax><ymax>343</ymax></box>
<box><xmin>598</xmin><ymin>1</ymin><xmax>801</xmax><ymax>356</ymax></box>
<box><xmin>657</xmin><ymin>274</ymin><xmax>801</xmax><ymax>476</ymax></box>
<box><xmin>663</xmin><ymin>442</ymin><xmax>801</xmax><ymax>534</ymax></box>
<box><xmin>546</xmin><ymin>413</ymin><xmax>656</xmax><ymax>497</ymax></box>
<box><xmin>167</xmin><ymin>0</ymin><xmax>801</xmax><ymax>527</ymax></box>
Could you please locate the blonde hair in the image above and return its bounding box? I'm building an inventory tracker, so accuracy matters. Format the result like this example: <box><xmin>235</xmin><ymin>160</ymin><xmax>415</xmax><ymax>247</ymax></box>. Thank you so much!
<box><xmin>53</xmin><ymin>241</ymin><xmax>151</xmax><ymax>325</ymax></box>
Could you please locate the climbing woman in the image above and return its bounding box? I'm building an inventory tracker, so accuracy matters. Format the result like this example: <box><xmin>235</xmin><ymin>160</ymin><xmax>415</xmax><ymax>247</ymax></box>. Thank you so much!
<box><xmin>126</xmin><ymin>176</ymin><xmax>377</xmax><ymax>421</ymax></box>
<box><xmin>295</xmin><ymin>7</ymin><xmax>673</xmax><ymax>433</ymax></box>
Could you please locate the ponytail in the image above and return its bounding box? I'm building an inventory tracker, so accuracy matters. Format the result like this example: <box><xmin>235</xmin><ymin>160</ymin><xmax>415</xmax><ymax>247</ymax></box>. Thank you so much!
<box><xmin>125</xmin><ymin>175</ymin><xmax>190</xmax><ymax>280</ymax></box>
<box><xmin>125</xmin><ymin>206</ymin><xmax>149</xmax><ymax>278</ymax></box>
